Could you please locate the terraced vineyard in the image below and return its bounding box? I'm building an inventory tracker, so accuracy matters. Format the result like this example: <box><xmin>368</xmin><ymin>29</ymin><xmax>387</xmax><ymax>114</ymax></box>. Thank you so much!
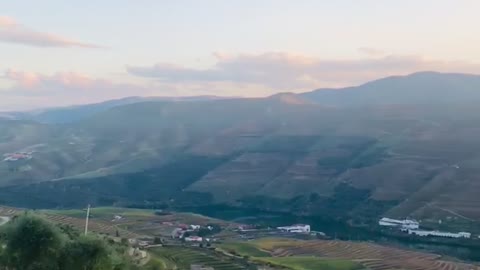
<box><xmin>42</xmin><ymin>213</ymin><xmax>139</xmax><ymax>238</ymax></box>
<box><xmin>148</xmin><ymin>246</ymin><xmax>250</xmax><ymax>270</ymax></box>
<box><xmin>0</xmin><ymin>206</ymin><xmax>139</xmax><ymax>239</ymax></box>
<box><xmin>255</xmin><ymin>238</ymin><xmax>480</xmax><ymax>270</ymax></box>
<box><xmin>0</xmin><ymin>206</ymin><xmax>20</xmax><ymax>216</ymax></box>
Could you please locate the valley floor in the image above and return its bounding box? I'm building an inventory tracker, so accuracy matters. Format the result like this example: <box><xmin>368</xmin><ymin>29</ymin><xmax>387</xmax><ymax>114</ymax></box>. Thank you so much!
<box><xmin>1</xmin><ymin>205</ymin><xmax>479</xmax><ymax>269</ymax></box>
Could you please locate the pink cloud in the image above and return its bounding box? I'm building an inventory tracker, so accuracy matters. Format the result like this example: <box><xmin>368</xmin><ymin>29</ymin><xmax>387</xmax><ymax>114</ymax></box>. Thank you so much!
<box><xmin>2</xmin><ymin>70</ymin><xmax>129</xmax><ymax>96</ymax></box>
<box><xmin>0</xmin><ymin>16</ymin><xmax>102</xmax><ymax>48</ymax></box>
<box><xmin>128</xmin><ymin>52</ymin><xmax>480</xmax><ymax>90</ymax></box>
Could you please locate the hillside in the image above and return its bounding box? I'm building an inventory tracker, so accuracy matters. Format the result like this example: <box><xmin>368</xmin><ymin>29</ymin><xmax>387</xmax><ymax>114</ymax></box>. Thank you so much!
<box><xmin>9</xmin><ymin>95</ymin><xmax>225</xmax><ymax>124</ymax></box>
<box><xmin>301</xmin><ymin>72</ymin><xmax>480</xmax><ymax>107</ymax></box>
<box><xmin>1</xmin><ymin>72</ymin><xmax>480</xmax><ymax>230</ymax></box>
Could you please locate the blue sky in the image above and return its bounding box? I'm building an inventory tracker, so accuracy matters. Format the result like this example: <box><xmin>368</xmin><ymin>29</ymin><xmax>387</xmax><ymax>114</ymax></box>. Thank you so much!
<box><xmin>1</xmin><ymin>1</ymin><xmax>480</xmax><ymax>110</ymax></box>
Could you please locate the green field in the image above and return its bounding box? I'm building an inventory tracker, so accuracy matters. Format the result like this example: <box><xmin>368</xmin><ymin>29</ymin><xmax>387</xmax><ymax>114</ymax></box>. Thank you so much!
<box><xmin>251</xmin><ymin>237</ymin><xmax>303</xmax><ymax>250</ymax></box>
<box><xmin>217</xmin><ymin>239</ymin><xmax>363</xmax><ymax>270</ymax></box>
<box><xmin>148</xmin><ymin>247</ymin><xmax>248</xmax><ymax>270</ymax></box>
<box><xmin>218</xmin><ymin>242</ymin><xmax>271</xmax><ymax>257</ymax></box>
<box><xmin>41</xmin><ymin>207</ymin><xmax>156</xmax><ymax>219</ymax></box>
<box><xmin>254</xmin><ymin>256</ymin><xmax>363</xmax><ymax>270</ymax></box>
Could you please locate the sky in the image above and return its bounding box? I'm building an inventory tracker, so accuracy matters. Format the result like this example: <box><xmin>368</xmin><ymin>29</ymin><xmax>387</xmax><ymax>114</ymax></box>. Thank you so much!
<box><xmin>1</xmin><ymin>0</ymin><xmax>480</xmax><ymax>110</ymax></box>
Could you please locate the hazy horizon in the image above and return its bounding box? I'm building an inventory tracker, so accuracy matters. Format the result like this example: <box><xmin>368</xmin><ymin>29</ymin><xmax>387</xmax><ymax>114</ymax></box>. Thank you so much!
<box><xmin>2</xmin><ymin>1</ymin><xmax>480</xmax><ymax>110</ymax></box>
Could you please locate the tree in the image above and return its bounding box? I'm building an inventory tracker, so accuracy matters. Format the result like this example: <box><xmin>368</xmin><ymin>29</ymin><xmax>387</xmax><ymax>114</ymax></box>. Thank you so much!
<box><xmin>2</xmin><ymin>214</ymin><xmax>64</xmax><ymax>270</ymax></box>
<box><xmin>0</xmin><ymin>214</ymin><xmax>135</xmax><ymax>270</ymax></box>
<box><xmin>60</xmin><ymin>236</ymin><xmax>113</xmax><ymax>270</ymax></box>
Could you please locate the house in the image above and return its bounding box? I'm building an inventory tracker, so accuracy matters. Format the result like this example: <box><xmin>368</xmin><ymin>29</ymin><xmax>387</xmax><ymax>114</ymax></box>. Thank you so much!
<box><xmin>137</xmin><ymin>250</ymin><xmax>147</xmax><ymax>259</ymax></box>
<box><xmin>190</xmin><ymin>224</ymin><xmax>201</xmax><ymax>230</ymax></box>
<box><xmin>128</xmin><ymin>238</ymin><xmax>137</xmax><ymax>245</ymax></box>
<box><xmin>407</xmin><ymin>229</ymin><xmax>471</xmax><ymax>239</ymax></box>
<box><xmin>185</xmin><ymin>236</ymin><xmax>203</xmax><ymax>242</ymax></box>
<box><xmin>3</xmin><ymin>152</ymin><xmax>32</xmax><ymax>161</ymax></box>
<box><xmin>277</xmin><ymin>224</ymin><xmax>311</xmax><ymax>233</ymax></box>
<box><xmin>171</xmin><ymin>228</ymin><xmax>184</xmax><ymax>238</ymax></box>
<box><xmin>379</xmin><ymin>217</ymin><xmax>419</xmax><ymax>229</ymax></box>
<box><xmin>178</xmin><ymin>224</ymin><xmax>189</xmax><ymax>230</ymax></box>
<box><xmin>138</xmin><ymin>241</ymin><xmax>149</xmax><ymax>247</ymax></box>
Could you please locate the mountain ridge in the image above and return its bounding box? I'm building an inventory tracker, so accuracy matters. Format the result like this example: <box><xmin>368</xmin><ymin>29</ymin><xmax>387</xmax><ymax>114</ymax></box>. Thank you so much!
<box><xmin>1</xmin><ymin>72</ymin><xmax>480</xmax><ymax>231</ymax></box>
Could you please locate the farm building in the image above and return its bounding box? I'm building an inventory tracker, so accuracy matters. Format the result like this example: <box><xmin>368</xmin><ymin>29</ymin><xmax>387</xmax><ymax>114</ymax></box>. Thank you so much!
<box><xmin>379</xmin><ymin>217</ymin><xmax>419</xmax><ymax>229</ymax></box>
<box><xmin>190</xmin><ymin>224</ymin><xmax>201</xmax><ymax>230</ymax></box>
<box><xmin>277</xmin><ymin>224</ymin><xmax>311</xmax><ymax>233</ymax></box>
<box><xmin>3</xmin><ymin>152</ymin><xmax>32</xmax><ymax>161</ymax></box>
<box><xmin>407</xmin><ymin>229</ymin><xmax>471</xmax><ymax>238</ymax></box>
<box><xmin>185</xmin><ymin>236</ymin><xmax>203</xmax><ymax>242</ymax></box>
<box><xmin>171</xmin><ymin>228</ymin><xmax>184</xmax><ymax>238</ymax></box>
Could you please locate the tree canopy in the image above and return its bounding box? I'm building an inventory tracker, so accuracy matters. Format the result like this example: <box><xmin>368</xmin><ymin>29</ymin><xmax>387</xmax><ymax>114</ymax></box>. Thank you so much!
<box><xmin>0</xmin><ymin>214</ymin><xmax>135</xmax><ymax>270</ymax></box>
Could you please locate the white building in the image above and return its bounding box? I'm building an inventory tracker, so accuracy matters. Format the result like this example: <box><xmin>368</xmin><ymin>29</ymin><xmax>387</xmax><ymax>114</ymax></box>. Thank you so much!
<box><xmin>185</xmin><ymin>236</ymin><xmax>203</xmax><ymax>242</ymax></box>
<box><xmin>379</xmin><ymin>217</ymin><xmax>419</xmax><ymax>229</ymax></box>
<box><xmin>277</xmin><ymin>224</ymin><xmax>311</xmax><ymax>233</ymax></box>
<box><xmin>190</xmin><ymin>225</ymin><xmax>201</xmax><ymax>230</ymax></box>
<box><xmin>407</xmin><ymin>229</ymin><xmax>471</xmax><ymax>239</ymax></box>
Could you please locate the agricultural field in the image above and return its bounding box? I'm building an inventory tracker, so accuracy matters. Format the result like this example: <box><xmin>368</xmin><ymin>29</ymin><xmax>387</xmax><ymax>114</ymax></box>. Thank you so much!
<box><xmin>254</xmin><ymin>257</ymin><xmax>362</xmax><ymax>270</ymax></box>
<box><xmin>0</xmin><ymin>206</ymin><xmax>140</xmax><ymax>238</ymax></box>
<box><xmin>42</xmin><ymin>207</ymin><xmax>157</xmax><ymax>219</ymax></box>
<box><xmin>248</xmin><ymin>238</ymin><xmax>480</xmax><ymax>270</ymax></box>
<box><xmin>42</xmin><ymin>207</ymin><xmax>233</xmax><ymax>238</ymax></box>
<box><xmin>218</xmin><ymin>242</ymin><xmax>271</xmax><ymax>257</ymax></box>
<box><xmin>40</xmin><ymin>213</ymin><xmax>139</xmax><ymax>238</ymax></box>
<box><xmin>147</xmin><ymin>246</ymin><xmax>251</xmax><ymax>270</ymax></box>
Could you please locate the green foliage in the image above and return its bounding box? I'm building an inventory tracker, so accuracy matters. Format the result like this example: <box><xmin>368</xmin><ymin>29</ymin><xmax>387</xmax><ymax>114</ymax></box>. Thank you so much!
<box><xmin>0</xmin><ymin>214</ymin><xmax>134</xmax><ymax>270</ymax></box>
<box><xmin>59</xmin><ymin>236</ymin><xmax>113</xmax><ymax>270</ymax></box>
<box><xmin>1</xmin><ymin>214</ymin><xmax>64</xmax><ymax>270</ymax></box>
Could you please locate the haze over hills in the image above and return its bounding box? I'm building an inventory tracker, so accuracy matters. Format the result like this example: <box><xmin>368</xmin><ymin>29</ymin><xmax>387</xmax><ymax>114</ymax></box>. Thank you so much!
<box><xmin>1</xmin><ymin>72</ymin><xmax>480</xmax><ymax>230</ymax></box>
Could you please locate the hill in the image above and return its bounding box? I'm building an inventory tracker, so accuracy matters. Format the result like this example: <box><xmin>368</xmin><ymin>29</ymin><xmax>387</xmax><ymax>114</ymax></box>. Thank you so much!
<box><xmin>8</xmin><ymin>95</ymin><xmax>225</xmax><ymax>124</ymax></box>
<box><xmin>1</xmin><ymin>72</ymin><xmax>480</xmax><ymax>230</ymax></box>
<box><xmin>301</xmin><ymin>71</ymin><xmax>480</xmax><ymax>107</ymax></box>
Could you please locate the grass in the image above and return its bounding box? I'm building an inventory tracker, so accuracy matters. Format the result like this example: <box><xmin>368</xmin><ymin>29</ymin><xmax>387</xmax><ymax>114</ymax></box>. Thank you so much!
<box><xmin>254</xmin><ymin>256</ymin><xmax>363</xmax><ymax>270</ymax></box>
<box><xmin>218</xmin><ymin>242</ymin><xmax>271</xmax><ymax>257</ymax></box>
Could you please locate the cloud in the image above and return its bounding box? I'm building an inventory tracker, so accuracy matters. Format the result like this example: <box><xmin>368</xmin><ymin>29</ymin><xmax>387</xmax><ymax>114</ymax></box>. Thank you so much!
<box><xmin>0</xmin><ymin>69</ymin><xmax>148</xmax><ymax>110</ymax></box>
<box><xmin>0</xmin><ymin>68</ymin><xmax>274</xmax><ymax>110</ymax></box>
<box><xmin>2</xmin><ymin>69</ymin><xmax>134</xmax><ymax>96</ymax></box>
<box><xmin>4</xmin><ymin>52</ymin><xmax>480</xmax><ymax>111</ymax></box>
<box><xmin>0</xmin><ymin>16</ymin><xmax>102</xmax><ymax>48</ymax></box>
<box><xmin>128</xmin><ymin>52</ymin><xmax>480</xmax><ymax>90</ymax></box>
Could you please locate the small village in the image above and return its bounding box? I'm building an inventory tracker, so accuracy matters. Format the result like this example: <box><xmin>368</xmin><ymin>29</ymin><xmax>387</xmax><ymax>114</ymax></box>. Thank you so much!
<box><xmin>2</xmin><ymin>151</ymin><xmax>33</xmax><ymax>162</ymax></box>
<box><xmin>379</xmin><ymin>217</ymin><xmax>472</xmax><ymax>239</ymax></box>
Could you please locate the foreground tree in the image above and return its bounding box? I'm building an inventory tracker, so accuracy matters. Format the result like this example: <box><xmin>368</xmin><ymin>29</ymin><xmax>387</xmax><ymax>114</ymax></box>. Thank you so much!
<box><xmin>1</xmin><ymin>214</ymin><xmax>64</xmax><ymax>270</ymax></box>
<box><xmin>0</xmin><ymin>214</ymin><xmax>134</xmax><ymax>270</ymax></box>
<box><xmin>60</xmin><ymin>236</ymin><xmax>112</xmax><ymax>270</ymax></box>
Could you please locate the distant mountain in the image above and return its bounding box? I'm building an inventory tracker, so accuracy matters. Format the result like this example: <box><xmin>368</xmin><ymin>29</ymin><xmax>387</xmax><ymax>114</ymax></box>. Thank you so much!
<box><xmin>1</xmin><ymin>72</ymin><xmax>480</xmax><ymax>231</ymax></box>
<box><xmin>11</xmin><ymin>95</ymin><xmax>226</xmax><ymax>124</ymax></box>
<box><xmin>301</xmin><ymin>72</ymin><xmax>480</xmax><ymax>106</ymax></box>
